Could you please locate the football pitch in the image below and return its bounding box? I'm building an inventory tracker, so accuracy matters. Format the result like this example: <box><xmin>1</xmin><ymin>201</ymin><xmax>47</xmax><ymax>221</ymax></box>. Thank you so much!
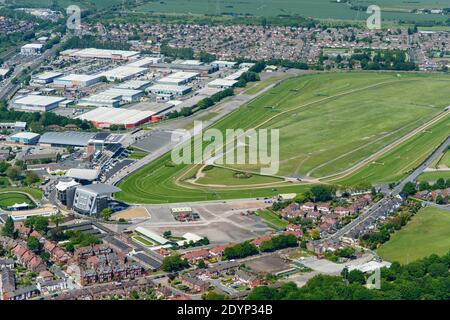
<box><xmin>117</xmin><ymin>72</ymin><xmax>450</xmax><ymax>204</ymax></box>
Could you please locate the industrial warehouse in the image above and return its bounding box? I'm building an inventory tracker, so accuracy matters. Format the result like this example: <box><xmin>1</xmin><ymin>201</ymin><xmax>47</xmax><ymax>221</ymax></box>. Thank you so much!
<box><xmin>76</xmin><ymin>107</ymin><xmax>156</xmax><ymax>128</ymax></box>
<box><xmin>7</xmin><ymin>44</ymin><xmax>247</xmax><ymax>133</ymax></box>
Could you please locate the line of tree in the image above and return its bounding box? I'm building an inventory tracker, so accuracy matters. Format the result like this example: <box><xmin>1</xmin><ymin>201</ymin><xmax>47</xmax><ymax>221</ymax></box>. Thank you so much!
<box><xmin>224</xmin><ymin>234</ymin><xmax>298</xmax><ymax>259</ymax></box>
<box><xmin>167</xmin><ymin>88</ymin><xmax>234</xmax><ymax>119</ymax></box>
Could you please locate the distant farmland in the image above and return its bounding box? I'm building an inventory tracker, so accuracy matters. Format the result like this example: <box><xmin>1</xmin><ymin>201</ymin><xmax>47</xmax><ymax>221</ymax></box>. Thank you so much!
<box><xmin>134</xmin><ymin>0</ymin><xmax>449</xmax><ymax>22</ymax></box>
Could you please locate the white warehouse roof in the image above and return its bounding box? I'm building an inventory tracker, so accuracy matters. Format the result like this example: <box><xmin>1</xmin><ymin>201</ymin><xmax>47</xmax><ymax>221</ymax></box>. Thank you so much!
<box><xmin>77</xmin><ymin>107</ymin><xmax>155</xmax><ymax>125</ymax></box>
<box><xmin>14</xmin><ymin>95</ymin><xmax>66</xmax><ymax>106</ymax></box>
<box><xmin>208</xmin><ymin>79</ymin><xmax>238</xmax><ymax>88</ymax></box>
<box><xmin>32</xmin><ymin>71</ymin><xmax>64</xmax><ymax>80</ymax></box>
<box><xmin>55</xmin><ymin>74</ymin><xmax>102</xmax><ymax>82</ymax></box>
<box><xmin>101</xmin><ymin>66</ymin><xmax>147</xmax><ymax>80</ymax></box>
<box><xmin>62</xmin><ymin>48</ymin><xmax>140</xmax><ymax>60</ymax></box>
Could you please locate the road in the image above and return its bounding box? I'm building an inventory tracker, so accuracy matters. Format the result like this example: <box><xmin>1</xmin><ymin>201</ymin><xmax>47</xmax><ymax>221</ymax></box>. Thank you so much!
<box><xmin>0</xmin><ymin>34</ymin><xmax>70</xmax><ymax>101</ymax></box>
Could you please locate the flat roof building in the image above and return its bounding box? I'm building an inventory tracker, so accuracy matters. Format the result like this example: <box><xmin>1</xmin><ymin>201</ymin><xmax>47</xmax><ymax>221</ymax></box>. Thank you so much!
<box><xmin>127</xmin><ymin>57</ymin><xmax>162</xmax><ymax>67</ymax></box>
<box><xmin>53</xmin><ymin>74</ymin><xmax>103</xmax><ymax>88</ymax></box>
<box><xmin>0</xmin><ymin>68</ymin><xmax>11</xmax><ymax>80</ymax></box>
<box><xmin>150</xmin><ymin>63</ymin><xmax>217</xmax><ymax>76</ymax></box>
<box><xmin>147</xmin><ymin>84</ymin><xmax>192</xmax><ymax>97</ymax></box>
<box><xmin>157</xmin><ymin>71</ymin><xmax>199</xmax><ymax>86</ymax></box>
<box><xmin>21</xmin><ymin>43</ymin><xmax>44</xmax><ymax>55</ymax></box>
<box><xmin>0</xmin><ymin>121</ymin><xmax>27</xmax><ymax>132</ymax></box>
<box><xmin>101</xmin><ymin>88</ymin><xmax>145</xmax><ymax>103</ymax></box>
<box><xmin>76</xmin><ymin>107</ymin><xmax>155</xmax><ymax>129</ymax></box>
<box><xmin>78</xmin><ymin>94</ymin><xmax>122</xmax><ymax>108</ymax></box>
<box><xmin>115</xmin><ymin>80</ymin><xmax>152</xmax><ymax>90</ymax></box>
<box><xmin>39</xmin><ymin>131</ymin><xmax>97</xmax><ymax>147</ymax></box>
<box><xmin>31</xmin><ymin>72</ymin><xmax>64</xmax><ymax>85</ymax></box>
<box><xmin>60</xmin><ymin>48</ymin><xmax>140</xmax><ymax>61</ymax></box>
<box><xmin>208</xmin><ymin>79</ymin><xmax>238</xmax><ymax>89</ymax></box>
<box><xmin>66</xmin><ymin>168</ymin><xmax>100</xmax><ymax>182</ymax></box>
<box><xmin>7</xmin><ymin>132</ymin><xmax>40</xmax><ymax>145</ymax></box>
<box><xmin>11</xmin><ymin>95</ymin><xmax>66</xmax><ymax>112</ymax></box>
<box><xmin>211</xmin><ymin>60</ymin><xmax>237</xmax><ymax>68</ymax></box>
<box><xmin>100</xmin><ymin>66</ymin><xmax>147</xmax><ymax>82</ymax></box>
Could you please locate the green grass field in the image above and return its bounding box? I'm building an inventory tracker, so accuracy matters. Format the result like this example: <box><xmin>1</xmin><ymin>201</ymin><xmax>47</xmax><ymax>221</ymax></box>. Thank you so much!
<box><xmin>377</xmin><ymin>206</ymin><xmax>450</xmax><ymax>264</ymax></box>
<box><xmin>417</xmin><ymin>171</ymin><xmax>450</xmax><ymax>183</ymax></box>
<box><xmin>135</xmin><ymin>0</ymin><xmax>449</xmax><ymax>22</ymax></box>
<box><xmin>336</xmin><ymin>114</ymin><xmax>450</xmax><ymax>185</ymax></box>
<box><xmin>196</xmin><ymin>166</ymin><xmax>283</xmax><ymax>187</ymax></box>
<box><xmin>257</xmin><ymin>209</ymin><xmax>289</xmax><ymax>230</ymax></box>
<box><xmin>117</xmin><ymin>72</ymin><xmax>450</xmax><ymax>204</ymax></box>
<box><xmin>437</xmin><ymin>149</ymin><xmax>450</xmax><ymax>168</ymax></box>
<box><xmin>0</xmin><ymin>192</ymin><xmax>35</xmax><ymax>209</ymax></box>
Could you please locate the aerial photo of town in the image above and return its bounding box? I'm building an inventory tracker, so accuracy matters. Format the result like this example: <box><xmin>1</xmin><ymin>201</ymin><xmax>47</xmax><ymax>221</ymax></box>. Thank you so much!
<box><xmin>0</xmin><ymin>0</ymin><xmax>450</xmax><ymax>308</ymax></box>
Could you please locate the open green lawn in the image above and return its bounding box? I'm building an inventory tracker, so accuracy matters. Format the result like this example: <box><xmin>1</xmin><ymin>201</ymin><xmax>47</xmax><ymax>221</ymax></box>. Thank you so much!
<box><xmin>0</xmin><ymin>192</ymin><xmax>35</xmax><ymax>209</ymax></box>
<box><xmin>196</xmin><ymin>166</ymin><xmax>283</xmax><ymax>187</ymax></box>
<box><xmin>118</xmin><ymin>72</ymin><xmax>450</xmax><ymax>204</ymax></box>
<box><xmin>377</xmin><ymin>207</ymin><xmax>450</xmax><ymax>264</ymax></box>
<box><xmin>131</xmin><ymin>235</ymin><xmax>155</xmax><ymax>247</ymax></box>
<box><xmin>417</xmin><ymin>171</ymin><xmax>450</xmax><ymax>183</ymax></box>
<box><xmin>127</xmin><ymin>147</ymin><xmax>148</xmax><ymax>160</ymax></box>
<box><xmin>0</xmin><ymin>188</ymin><xmax>42</xmax><ymax>202</ymax></box>
<box><xmin>437</xmin><ymin>149</ymin><xmax>450</xmax><ymax>168</ymax></box>
<box><xmin>257</xmin><ymin>209</ymin><xmax>289</xmax><ymax>230</ymax></box>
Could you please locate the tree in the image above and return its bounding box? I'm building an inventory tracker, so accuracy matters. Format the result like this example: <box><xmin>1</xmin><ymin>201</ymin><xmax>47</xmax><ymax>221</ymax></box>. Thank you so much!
<box><xmin>401</xmin><ymin>182</ymin><xmax>416</xmax><ymax>197</ymax></box>
<box><xmin>347</xmin><ymin>270</ymin><xmax>366</xmax><ymax>285</ymax></box>
<box><xmin>100</xmin><ymin>208</ymin><xmax>112</xmax><ymax>220</ymax></box>
<box><xmin>197</xmin><ymin>260</ymin><xmax>206</xmax><ymax>269</ymax></box>
<box><xmin>161</xmin><ymin>255</ymin><xmax>189</xmax><ymax>272</ymax></box>
<box><xmin>433</xmin><ymin>178</ymin><xmax>446</xmax><ymax>190</ymax></box>
<box><xmin>24</xmin><ymin>171</ymin><xmax>39</xmax><ymax>186</ymax></box>
<box><xmin>310</xmin><ymin>185</ymin><xmax>335</xmax><ymax>202</ymax></box>
<box><xmin>202</xmin><ymin>291</ymin><xmax>228</xmax><ymax>300</ymax></box>
<box><xmin>418</xmin><ymin>181</ymin><xmax>430</xmax><ymax>191</ymax></box>
<box><xmin>24</xmin><ymin>216</ymin><xmax>49</xmax><ymax>233</ymax></box>
<box><xmin>5</xmin><ymin>166</ymin><xmax>21</xmax><ymax>181</ymax></box>
<box><xmin>50</xmin><ymin>213</ymin><xmax>64</xmax><ymax>228</ymax></box>
<box><xmin>1</xmin><ymin>216</ymin><xmax>15</xmax><ymax>237</ymax></box>
<box><xmin>436</xmin><ymin>195</ymin><xmax>445</xmax><ymax>205</ymax></box>
<box><xmin>0</xmin><ymin>161</ymin><xmax>11</xmax><ymax>174</ymax></box>
<box><xmin>163</xmin><ymin>230</ymin><xmax>172</xmax><ymax>238</ymax></box>
<box><xmin>27</xmin><ymin>236</ymin><xmax>40</xmax><ymax>252</ymax></box>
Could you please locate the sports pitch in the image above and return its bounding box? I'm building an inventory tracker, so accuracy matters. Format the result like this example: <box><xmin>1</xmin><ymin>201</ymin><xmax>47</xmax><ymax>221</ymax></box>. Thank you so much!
<box><xmin>117</xmin><ymin>72</ymin><xmax>450</xmax><ymax>204</ymax></box>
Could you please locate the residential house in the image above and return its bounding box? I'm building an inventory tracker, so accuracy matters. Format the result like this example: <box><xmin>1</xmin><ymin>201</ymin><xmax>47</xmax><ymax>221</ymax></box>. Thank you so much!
<box><xmin>181</xmin><ymin>249</ymin><xmax>210</xmax><ymax>264</ymax></box>
<box><xmin>251</xmin><ymin>235</ymin><xmax>273</xmax><ymax>247</ymax></box>
<box><xmin>180</xmin><ymin>275</ymin><xmax>209</xmax><ymax>293</ymax></box>
<box><xmin>209</xmin><ymin>244</ymin><xmax>233</xmax><ymax>258</ymax></box>
<box><xmin>234</xmin><ymin>270</ymin><xmax>263</xmax><ymax>288</ymax></box>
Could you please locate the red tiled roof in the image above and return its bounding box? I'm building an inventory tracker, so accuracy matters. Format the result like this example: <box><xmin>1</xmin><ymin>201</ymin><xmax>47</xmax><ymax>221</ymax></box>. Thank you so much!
<box><xmin>182</xmin><ymin>249</ymin><xmax>210</xmax><ymax>260</ymax></box>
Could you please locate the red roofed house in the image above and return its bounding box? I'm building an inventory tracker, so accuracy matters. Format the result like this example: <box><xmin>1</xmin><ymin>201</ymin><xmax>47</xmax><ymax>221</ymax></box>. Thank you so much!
<box><xmin>301</xmin><ymin>202</ymin><xmax>315</xmax><ymax>212</ymax></box>
<box><xmin>209</xmin><ymin>244</ymin><xmax>233</xmax><ymax>257</ymax></box>
<box><xmin>251</xmin><ymin>235</ymin><xmax>273</xmax><ymax>247</ymax></box>
<box><xmin>334</xmin><ymin>207</ymin><xmax>351</xmax><ymax>217</ymax></box>
<box><xmin>181</xmin><ymin>249</ymin><xmax>210</xmax><ymax>264</ymax></box>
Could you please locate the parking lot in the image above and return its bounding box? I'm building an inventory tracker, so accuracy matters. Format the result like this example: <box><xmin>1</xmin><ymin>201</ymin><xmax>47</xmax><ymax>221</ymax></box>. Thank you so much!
<box><xmin>128</xmin><ymin>199</ymin><xmax>271</xmax><ymax>244</ymax></box>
